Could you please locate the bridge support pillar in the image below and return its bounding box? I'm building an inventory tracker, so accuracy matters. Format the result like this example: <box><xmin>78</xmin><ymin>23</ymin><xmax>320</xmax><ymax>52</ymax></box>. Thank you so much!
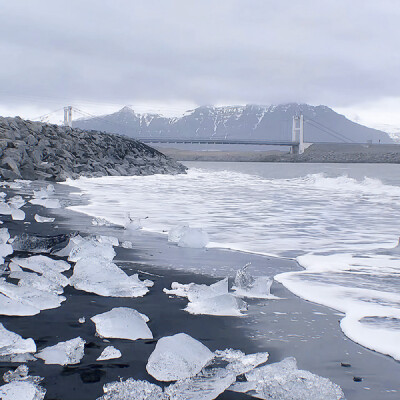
<box><xmin>64</xmin><ymin>106</ymin><xmax>72</xmax><ymax>128</ymax></box>
<box><xmin>291</xmin><ymin>114</ymin><xmax>304</xmax><ymax>154</ymax></box>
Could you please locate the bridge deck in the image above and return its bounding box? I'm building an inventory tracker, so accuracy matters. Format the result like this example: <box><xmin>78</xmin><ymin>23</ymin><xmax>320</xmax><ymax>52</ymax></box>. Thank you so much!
<box><xmin>139</xmin><ymin>138</ymin><xmax>299</xmax><ymax>146</ymax></box>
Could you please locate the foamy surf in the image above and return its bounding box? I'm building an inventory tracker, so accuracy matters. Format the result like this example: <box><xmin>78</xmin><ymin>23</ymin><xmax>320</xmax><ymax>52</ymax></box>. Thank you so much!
<box><xmin>64</xmin><ymin>163</ymin><xmax>400</xmax><ymax>360</ymax></box>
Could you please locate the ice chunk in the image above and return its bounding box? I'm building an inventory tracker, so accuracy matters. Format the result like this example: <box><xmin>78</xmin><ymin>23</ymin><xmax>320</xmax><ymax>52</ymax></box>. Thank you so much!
<box><xmin>92</xmin><ymin>217</ymin><xmax>111</xmax><ymax>226</ymax></box>
<box><xmin>0</xmin><ymin>323</ymin><xmax>36</xmax><ymax>357</ymax></box>
<box><xmin>0</xmin><ymin>228</ymin><xmax>13</xmax><ymax>264</ymax></box>
<box><xmin>177</xmin><ymin>228</ymin><xmax>209</xmax><ymax>248</ymax></box>
<box><xmin>10</xmin><ymin>232</ymin><xmax>72</xmax><ymax>254</ymax></box>
<box><xmin>97</xmin><ymin>346</ymin><xmax>122</xmax><ymax>361</ymax></box>
<box><xmin>121</xmin><ymin>241</ymin><xmax>133</xmax><ymax>249</ymax></box>
<box><xmin>9</xmin><ymin>271</ymin><xmax>65</xmax><ymax>295</ymax></box>
<box><xmin>11</xmin><ymin>209</ymin><xmax>25</xmax><ymax>221</ymax></box>
<box><xmin>146</xmin><ymin>333</ymin><xmax>213</xmax><ymax>382</ymax></box>
<box><xmin>2</xmin><ymin>365</ymin><xmax>41</xmax><ymax>384</ymax></box>
<box><xmin>34</xmin><ymin>214</ymin><xmax>55</xmax><ymax>223</ymax></box>
<box><xmin>231</xmin><ymin>357</ymin><xmax>345</xmax><ymax>400</ymax></box>
<box><xmin>7</xmin><ymin>196</ymin><xmax>25</xmax><ymax>209</ymax></box>
<box><xmin>168</xmin><ymin>225</ymin><xmax>189</xmax><ymax>243</ymax></box>
<box><xmin>96</xmin><ymin>235</ymin><xmax>119</xmax><ymax>247</ymax></box>
<box><xmin>0</xmin><ymin>279</ymin><xmax>66</xmax><ymax>316</ymax></box>
<box><xmin>0</xmin><ymin>353</ymin><xmax>37</xmax><ymax>363</ymax></box>
<box><xmin>97</xmin><ymin>379</ymin><xmax>167</xmax><ymax>400</ymax></box>
<box><xmin>70</xmin><ymin>258</ymin><xmax>150</xmax><ymax>297</ymax></box>
<box><xmin>29</xmin><ymin>198</ymin><xmax>61</xmax><ymax>208</ymax></box>
<box><xmin>68</xmin><ymin>236</ymin><xmax>116</xmax><ymax>262</ymax></box>
<box><xmin>165</xmin><ymin>279</ymin><xmax>247</xmax><ymax>316</ymax></box>
<box><xmin>186</xmin><ymin>294</ymin><xmax>247</xmax><ymax>317</ymax></box>
<box><xmin>124</xmin><ymin>213</ymin><xmax>143</xmax><ymax>231</ymax></box>
<box><xmin>0</xmin><ymin>380</ymin><xmax>46</xmax><ymax>400</ymax></box>
<box><xmin>165</xmin><ymin>348</ymin><xmax>269</xmax><ymax>400</ymax></box>
<box><xmin>11</xmin><ymin>255</ymin><xmax>71</xmax><ymax>274</ymax></box>
<box><xmin>91</xmin><ymin>307</ymin><xmax>152</xmax><ymax>340</ymax></box>
<box><xmin>0</xmin><ymin>203</ymin><xmax>12</xmax><ymax>215</ymax></box>
<box><xmin>36</xmin><ymin>337</ymin><xmax>85</xmax><ymax>365</ymax></box>
<box><xmin>232</xmin><ymin>264</ymin><xmax>275</xmax><ymax>299</ymax></box>
<box><xmin>78</xmin><ymin>317</ymin><xmax>86</xmax><ymax>324</ymax></box>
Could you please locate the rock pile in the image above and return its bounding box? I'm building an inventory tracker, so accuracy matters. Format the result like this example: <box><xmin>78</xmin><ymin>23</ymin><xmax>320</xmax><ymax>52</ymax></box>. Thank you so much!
<box><xmin>0</xmin><ymin>116</ymin><xmax>186</xmax><ymax>181</ymax></box>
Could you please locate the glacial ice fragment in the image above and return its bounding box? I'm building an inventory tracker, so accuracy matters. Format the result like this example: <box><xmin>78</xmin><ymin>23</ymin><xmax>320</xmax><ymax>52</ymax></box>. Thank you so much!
<box><xmin>91</xmin><ymin>307</ymin><xmax>153</xmax><ymax>340</ymax></box>
<box><xmin>232</xmin><ymin>264</ymin><xmax>274</xmax><ymax>299</ymax></box>
<box><xmin>7</xmin><ymin>196</ymin><xmax>25</xmax><ymax>209</ymax></box>
<box><xmin>34</xmin><ymin>214</ymin><xmax>55</xmax><ymax>223</ymax></box>
<box><xmin>0</xmin><ymin>380</ymin><xmax>46</xmax><ymax>400</ymax></box>
<box><xmin>146</xmin><ymin>333</ymin><xmax>213</xmax><ymax>382</ymax></box>
<box><xmin>97</xmin><ymin>379</ymin><xmax>167</xmax><ymax>400</ymax></box>
<box><xmin>230</xmin><ymin>357</ymin><xmax>345</xmax><ymax>400</ymax></box>
<box><xmin>36</xmin><ymin>337</ymin><xmax>85</xmax><ymax>365</ymax></box>
<box><xmin>168</xmin><ymin>225</ymin><xmax>189</xmax><ymax>243</ymax></box>
<box><xmin>11</xmin><ymin>209</ymin><xmax>25</xmax><ymax>221</ymax></box>
<box><xmin>177</xmin><ymin>228</ymin><xmax>209</xmax><ymax>248</ymax></box>
<box><xmin>68</xmin><ymin>236</ymin><xmax>116</xmax><ymax>262</ymax></box>
<box><xmin>70</xmin><ymin>258</ymin><xmax>150</xmax><ymax>297</ymax></box>
<box><xmin>0</xmin><ymin>323</ymin><xmax>36</xmax><ymax>357</ymax></box>
<box><xmin>97</xmin><ymin>346</ymin><xmax>122</xmax><ymax>361</ymax></box>
<box><xmin>12</xmin><ymin>255</ymin><xmax>71</xmax><ymax>274</ymax></box>
<box><xmin>29</xmin><ymin>198</ymin><xmax>61</xmax><ymax>209</ymax></box>
<box><xmin>0</xmin><ymin>228</ymin><xmax>13</xmax><ymax>264</ymax></box>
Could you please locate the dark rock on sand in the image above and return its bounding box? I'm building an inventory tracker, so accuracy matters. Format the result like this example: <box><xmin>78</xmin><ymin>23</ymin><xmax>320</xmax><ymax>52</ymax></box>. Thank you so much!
<box><xmin>0</xmin><ymin>116</ymin><xmax>187</xmax><ymax>181</ymax></box>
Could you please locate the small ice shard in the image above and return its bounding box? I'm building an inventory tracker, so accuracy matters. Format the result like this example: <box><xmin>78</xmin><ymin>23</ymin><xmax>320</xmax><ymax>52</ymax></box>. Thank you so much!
<box><xmin>11</xmin><ymin>209</ymin><xmax>25</xmax><ymax>221</ymax></box>
<box><xmin>177</xmin><ymin>228</ymin><xmax>209</xmax><ymax>248</ymax></box>
<box><xmin>231</xmin><ymin>357</ymin><xmax>345</xmax><ymax>400</ymax></box>
<box><xmin>232</xmin><ymin>264</ymin><xmax>274</xmax><ymax>299</ymax></box>
<box><xmin>34</xmin><ymin>214</ymin><xmax>55</xmax><ymax>223</ymax></box>
<box><xmin>97</xmin><ymin>379</ymin><xmax>167</xmax><ymax>400</ymax></box>
<box><xmin>185</xmin><ymin>293</ymin><xmax>247</xmax><ymax>317</ymax></box>
<box><xmin>0</xmin><ymin>323</ymin><xmax>36</xmax><ymax>357</ymax></box>
<box><xmin>121</xmin><ymin>240</ymin><xmax>133</xmax><ymax>249</ymax></box>
<box><xmin>168</xmin><ymin>225</ymin><xmax>189</xmax><ymax>243</ymax></box>
<box><xmin>91</xmin><ymin>307</ymin><xmax>153</xmax><ymax>340</ymax></box>
<box><xmin>146</xmin><ymin>333</ymin><xmax>213</xmax><ymax>382</ymax></box>
<box><xmin>70</xmin><ymin>258</ymin><xmax>150</xmax><ymax>297</ymax></box>
<box><xmin>78</xmin><ymin>317</ymin><xmax>86</xmax><ymax>324</ymax></box>
<box><xmin>97</xmin><ymin>346</ymin><xmax>122</xmax><ymax>361</ymax></box>
<box><xmin>36</xmin><ymin>337</ymin><xmax>85</xmax><ymax>365</ymax></box>
<box><xmin>0</xmin><ymin>380</ymin><xmax>46</xmax><ymax>400</ymax></box>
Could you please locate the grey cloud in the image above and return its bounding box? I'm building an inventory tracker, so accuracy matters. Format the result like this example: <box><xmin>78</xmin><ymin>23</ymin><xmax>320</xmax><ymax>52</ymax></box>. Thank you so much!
<box><xmin>0</xmin><ymin>0</ymin><xmax>400</xmax><ymax>111</ymax></box>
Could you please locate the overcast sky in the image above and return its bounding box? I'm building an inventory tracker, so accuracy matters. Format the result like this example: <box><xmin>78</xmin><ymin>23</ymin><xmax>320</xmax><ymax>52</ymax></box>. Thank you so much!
<box><xmin>1</xmin><ymin>0</ymin><xmax>400</xmax><ymax>130</ymax></box>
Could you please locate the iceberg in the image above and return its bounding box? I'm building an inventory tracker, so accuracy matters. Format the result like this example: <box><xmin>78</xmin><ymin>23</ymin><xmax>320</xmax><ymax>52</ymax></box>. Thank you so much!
<box><xmin>0</xmin><ymin>323</ymin><xmax>36</xmax><ymax>357</ymax></box>
<box><xmin>146</xmin><ymin>333</ymin><xmax>213</xmax><ymax>382</ymax></box>
<box><xmin>36</xmin><ymin>337</ymin><xmax>85</xmax><ymax>365</ymax></box>
<box><xmin>230</xmin><ymin>357</ymin><xmax>345</xmax><ymax>400</ymax></box>
<box><xmin>232</xmin><ymin>264</ymin><xmax>275</xmax><ymax>299</ymax></box>
<box><xmin>91</xmin><ymin>307</ymin><xmax>153</xmax><ymax>340</ymax></box>
<box><xmin>97</xmin><ymin>346</ymin><xmax>122</xmax><ymax>361</ymax></box>
<box><xmin>34</xmin><ymin>214</ymin><xmax>55</xmax><ymax>223</ymax></box>
<box><xmin>97</xmin><ymin>379</ymin><xmax>167</xmax><ymax>400</ymax></box>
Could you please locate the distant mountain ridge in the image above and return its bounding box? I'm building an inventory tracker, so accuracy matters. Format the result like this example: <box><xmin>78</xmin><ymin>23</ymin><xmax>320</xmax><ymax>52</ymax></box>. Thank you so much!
<box><xmin>73</xmin><ymin>103</ymin><xmax>393</xmax><ymax>144</ymax></box>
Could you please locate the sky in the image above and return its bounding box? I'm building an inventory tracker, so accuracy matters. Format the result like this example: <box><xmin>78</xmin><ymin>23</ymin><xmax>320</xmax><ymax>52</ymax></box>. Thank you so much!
<box><xmin>0</xmin><ymin>0</ymin><xmax>400</xmax><ymax>132</ymax></box>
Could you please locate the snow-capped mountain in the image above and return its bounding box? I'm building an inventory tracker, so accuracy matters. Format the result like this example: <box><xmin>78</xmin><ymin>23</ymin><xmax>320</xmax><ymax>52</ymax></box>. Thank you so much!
<box><xmin>73</xmin><ymin>104</ymin><xmax>393</xmax><ymax>144</ymax></box>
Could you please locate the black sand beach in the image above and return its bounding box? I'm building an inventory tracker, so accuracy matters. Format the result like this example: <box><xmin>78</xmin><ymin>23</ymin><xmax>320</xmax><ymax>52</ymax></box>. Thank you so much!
<box><xmin>0</xmin><ymin>182</ymin><xmax>399</xmax><ymax>399</ymax></box>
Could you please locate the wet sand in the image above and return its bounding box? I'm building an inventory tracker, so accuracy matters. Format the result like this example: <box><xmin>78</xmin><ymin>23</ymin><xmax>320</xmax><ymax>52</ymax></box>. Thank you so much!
<box><xmin>0</xmin><ymin>182</ymin><xmax>399</xmax><ymax>399</ymax></box>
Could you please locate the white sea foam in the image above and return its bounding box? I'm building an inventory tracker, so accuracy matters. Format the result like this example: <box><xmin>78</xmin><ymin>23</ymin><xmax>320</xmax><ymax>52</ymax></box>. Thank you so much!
<box><xmin>65</xmin><ymin>165</ymin><xmax>400</xmax><ymax>360</ymax></box>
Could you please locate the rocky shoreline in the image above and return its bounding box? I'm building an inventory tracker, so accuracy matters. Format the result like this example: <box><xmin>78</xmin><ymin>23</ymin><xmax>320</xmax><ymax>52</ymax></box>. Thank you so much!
<box><xmin>0</xmin><ymin>116</ymin><xmax>186</xmax><ymax>182</ymax></box>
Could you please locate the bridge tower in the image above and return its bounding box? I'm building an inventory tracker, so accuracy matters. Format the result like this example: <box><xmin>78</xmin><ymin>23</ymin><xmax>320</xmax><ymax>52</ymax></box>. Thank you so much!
<box><xmin>64</xmin><ymin>106</ymin><xmax>73</xmax><ymax>128</ymax></box>
<box><xmin>291</xmin><ymin>114</ymin><xmax>304</xmax><ymax>154</ymax></box>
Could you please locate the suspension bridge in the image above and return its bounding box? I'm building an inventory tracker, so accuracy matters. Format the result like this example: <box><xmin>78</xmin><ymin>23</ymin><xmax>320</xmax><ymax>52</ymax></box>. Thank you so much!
<box><xmin>32</xmin><ymin>105</ymin><xmax>355</xmax><ymax>155</ymax></box>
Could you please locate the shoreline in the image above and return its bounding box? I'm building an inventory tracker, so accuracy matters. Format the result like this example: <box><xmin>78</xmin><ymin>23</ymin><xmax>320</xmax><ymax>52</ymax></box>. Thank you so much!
<box><xmin>0</xmin><ymin>181</ymin><xmax>399</xmax><ymax>399</ymax></box>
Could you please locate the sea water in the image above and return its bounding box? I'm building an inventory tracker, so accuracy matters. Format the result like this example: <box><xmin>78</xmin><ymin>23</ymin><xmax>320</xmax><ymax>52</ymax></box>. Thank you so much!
<box><xmin>66</xmin><ymin>162</ymin><xmax>400</xmax><ymax>361</ymax></box>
